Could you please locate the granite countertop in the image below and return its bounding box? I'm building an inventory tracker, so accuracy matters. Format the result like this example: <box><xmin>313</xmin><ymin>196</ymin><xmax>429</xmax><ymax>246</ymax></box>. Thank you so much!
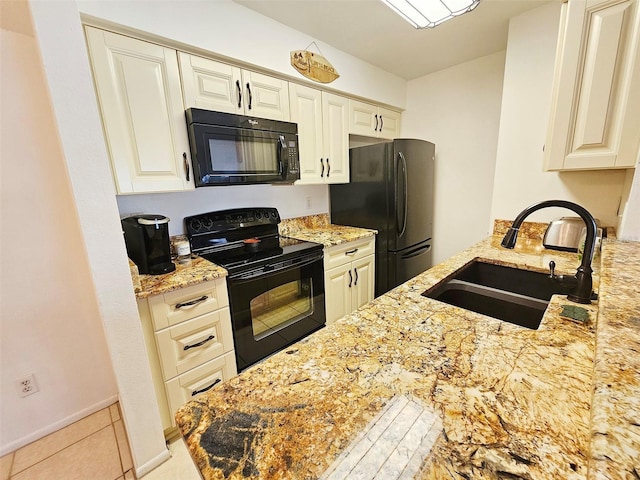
<box><xmin>174</xmin><ymin>231</ymin><xmax>640</xmax><ymax>479</ymax></box>
<box><xmin>134</xmin><ymin>256</ymin><xmax>227</xmax><ymax>300</ymax></box>
<box><xmin>132</xmin><ymin>215</ymin><xmax>375</xmax><ymax>299</ymax></box>
<box><xmin>279</xmin><ymin>214</ymin><xmax>377</xmax><ymax>247</ymax></box>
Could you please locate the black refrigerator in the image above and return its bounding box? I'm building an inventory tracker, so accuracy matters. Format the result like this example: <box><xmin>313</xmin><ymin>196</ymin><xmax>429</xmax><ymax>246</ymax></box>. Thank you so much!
<box><xmin>330</xmin><ymin>139</ymin><xmax>435</xmax><ymax>297</ymax></box>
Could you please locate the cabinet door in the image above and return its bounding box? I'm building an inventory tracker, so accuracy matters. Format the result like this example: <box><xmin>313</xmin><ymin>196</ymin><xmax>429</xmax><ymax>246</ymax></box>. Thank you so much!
<box><xmin>289</xmin><ymin>84</ymin><xmax>324</xmax><ymax>183</ymax></box>
<box><xmin>324</xmin><ymin>263</ymin><xmax>353</xmax><ymax>324</ymax></box>
<box><xmin>85</xmin><ymin>27</ymin><xmax>193</xmax><ymax>194</ymax></box>
<box><xmin>378</xmin><ymin>107</ymin><xmax>401</xmax><ymax>140</ymax></box>
<box><xmin>349</xmin><ymin>99</ymin><xmax>378</xmax><ymax>136</ymax></box>
<box><xmin>322</xmin><ymin>93</ymin><xmax>350</xmax><ymax>184</ymax></box>
<box><xmin>242</xmin><ymin>70</ymin><xmax>290</xmax><ymax>121</ymax></box>
<box><xmin>352</xmin><ymin>255</ymin><xmax>375</xmax><ymax>310</ymax></box>
<box><xmin>179</xmin><ymin>53</ymin><xmax>243</xmax><ymax>114</ymax></box>
<box><xmin>544</xmin><ymin>0</ymin><xmax>640</xmax><ymax>170</ymax></box>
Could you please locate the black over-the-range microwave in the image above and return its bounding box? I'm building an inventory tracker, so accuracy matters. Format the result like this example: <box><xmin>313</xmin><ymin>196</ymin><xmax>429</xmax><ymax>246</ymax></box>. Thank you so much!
<box><xmin>185</xmin><ymin>108</ymin><xmax>300</xmax><ymax>186</ymax></box>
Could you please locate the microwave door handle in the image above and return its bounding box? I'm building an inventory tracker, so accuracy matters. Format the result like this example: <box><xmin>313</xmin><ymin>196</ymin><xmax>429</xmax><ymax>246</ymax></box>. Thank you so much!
<box><xmin>278</xmin><ymin>135</ymin><xmax>286</xmax><ymax>177</ymax></box>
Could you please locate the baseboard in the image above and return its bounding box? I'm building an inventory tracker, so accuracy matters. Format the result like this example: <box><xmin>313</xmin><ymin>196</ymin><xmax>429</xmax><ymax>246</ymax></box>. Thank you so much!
<box><xmin>135</xmin><ymin>447</ymin><xmax>172</xmax><ymax>478</ymax></box>
<box><xmin>0</xmin><ymin>394</ymin><xmax>119</xmax><ymax>457</ymax></box>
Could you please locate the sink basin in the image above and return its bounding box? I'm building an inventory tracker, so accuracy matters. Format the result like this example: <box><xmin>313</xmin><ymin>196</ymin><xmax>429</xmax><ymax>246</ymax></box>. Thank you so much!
<box><xmin>422</xmin><ymin>260</ymin><xmax>572</xmax><ymax>329</ymax></box>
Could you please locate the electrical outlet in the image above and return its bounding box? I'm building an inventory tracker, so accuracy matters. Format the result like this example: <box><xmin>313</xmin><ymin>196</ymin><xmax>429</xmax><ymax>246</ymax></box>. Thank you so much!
<box><xmin>305</xmin><ymin>196</ymin><xmax>312</xmax><ymax>210</ymax></box>
<box><xmin>17</xmin><ymin>374</ymin><xmax>39</xmax><ymax>398</ymax></box>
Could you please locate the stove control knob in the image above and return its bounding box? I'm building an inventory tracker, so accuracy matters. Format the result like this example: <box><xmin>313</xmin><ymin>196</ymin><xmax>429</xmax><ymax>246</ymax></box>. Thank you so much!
<box><xmin>256</xmin><ymin>211</ymin><xmax>262</xmax><ymax>219</ymax></box>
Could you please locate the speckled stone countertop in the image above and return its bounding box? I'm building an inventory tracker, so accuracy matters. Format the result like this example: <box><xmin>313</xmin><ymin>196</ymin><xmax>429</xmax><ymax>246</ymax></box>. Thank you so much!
<box><xmin>134</xmin><ymin>257</ymin><xmax>227</xmax><ymax>300</ymax></box>
<box><xmin>132</xmin><ymin>215</ymin><xmax>374</xmax><ymax>300</ymax></box>
<box><xmin>280</xmin><ymin>214</ymin><xmax>377</xmax><ymax>247</ymax></box>
<box><xmin>174</xmin><ymin>223</ymin><xmax>640</xmax><ymax>479</ymax></box>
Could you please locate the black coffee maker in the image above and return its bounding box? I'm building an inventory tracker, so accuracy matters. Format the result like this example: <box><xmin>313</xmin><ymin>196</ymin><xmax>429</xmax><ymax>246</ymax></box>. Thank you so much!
<box><xmin>121</xmin><ymin>214</ymin><xmax>176</xmax><ymax>275</ymax></box>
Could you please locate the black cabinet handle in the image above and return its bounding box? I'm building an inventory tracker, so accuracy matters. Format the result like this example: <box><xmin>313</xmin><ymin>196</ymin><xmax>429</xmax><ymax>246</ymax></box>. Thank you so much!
<box><xmin>236</xmin><ymin>80</ymin><xmax>242</xmax><ymax>108</ymax></box>
<box><xmin>326</xmin><ymin>158</ymin><xmax>330</xmax><ymax>177</ymax></box>
<box><xmin>379</xmin><ymin>115</ymin><xmax>384</xmax><ymax>132</ymax></box>
<box><xmin>348</xmin><ymin>269</ymin><xmax>353</xmax><ymax>288</ymax></box>
<box><xmin>345</xmin><ymin>248</ymin><xmax>358</xmax><ymax>255</ymax></box>
<box><xmin>320</xmin><ymin>158</ymin><xmax>325</xmax><ymax>178</ymax></box>
<box><xmin>182</xmin><ymin>152</ymin><xmax>190</xmax><ymax>182</ymax></box>
<box><xmin>354</xmin><ymin>267</ymin><xmax>359</xmax><ymax>286</ymax></box>
<box><xmin>183</xmin><ymin>335</ymin><xmax>215</xmax><ymax>351</ymax></box>
<box><xmin>175</xmin><ymin>295</ymin><xmax>208</xmax><ymax>309</ymax></box>
<box><xmin>374</xmin><ymin>114</ymin><xmax>379</xmax><ymax>131</ymax></box>
<box><xmin>191</xmin><ymin>378</ymin><xmax>221</xmax><ymax>396</ymax></box>
<box><xmin>246</xmin><ymin>82</ymin><xmax>252</xmax><ymax>110</ymax></box>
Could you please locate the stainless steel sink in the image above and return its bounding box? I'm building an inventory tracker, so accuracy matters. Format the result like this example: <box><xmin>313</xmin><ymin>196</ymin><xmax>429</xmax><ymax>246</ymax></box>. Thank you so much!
<box><xmin>422</xmin><ymin>260</ymin><xmax>572</xmax><ymax>329</ymax></box>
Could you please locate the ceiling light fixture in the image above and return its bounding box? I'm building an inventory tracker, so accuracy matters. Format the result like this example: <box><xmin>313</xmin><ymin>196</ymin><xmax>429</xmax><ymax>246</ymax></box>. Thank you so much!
<box><xmin>381</xmin><ymin>0</ymin><xmax>481</xmax><ymax>28</ymax></box>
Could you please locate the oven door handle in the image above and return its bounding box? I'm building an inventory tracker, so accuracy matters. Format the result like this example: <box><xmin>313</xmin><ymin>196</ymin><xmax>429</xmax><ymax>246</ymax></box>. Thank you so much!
<box><xmin>228</xmin><ymin>253</ymin><xmax>323</xmax><ymax>283</ymax></box>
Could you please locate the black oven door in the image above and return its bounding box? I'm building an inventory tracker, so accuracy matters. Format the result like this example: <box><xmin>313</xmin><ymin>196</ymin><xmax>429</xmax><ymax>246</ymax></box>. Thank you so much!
<box><xmin>226</xmin><ymin>251</ymin><xmax>325</xmax><ymax>371</ymax></box>
<box><xmin>188</xmin><ymin>124</ymin><xmax>296</xmax><ymax>186</ymax></box>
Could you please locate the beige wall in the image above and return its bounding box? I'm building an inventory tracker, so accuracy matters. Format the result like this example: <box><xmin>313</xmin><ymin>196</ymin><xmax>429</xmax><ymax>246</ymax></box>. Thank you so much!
<box><xmin>403</xmin><ymin>52</ymin><xmax>506</xmax><ymax>264</ymax></box>
<box><xmin>490</xmin><ymin>2</ymin><xmax>629</xmax><ymax>228</ymax></box>
<box><xmin>0</xmin><ymin>1</ymin><xmax>117</xmax><ymax>454</ymax></box>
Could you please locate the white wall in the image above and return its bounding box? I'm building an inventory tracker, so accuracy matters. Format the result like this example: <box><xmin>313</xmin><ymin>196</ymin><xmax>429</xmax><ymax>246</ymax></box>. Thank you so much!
<box><xmin>117</xmin><ymin>184</ymin><xmax>329</xmax><ymax>237</ymax></box>
<box><xmin>23</xmin><ymin>1</ymin><xmax>169</xmax><ymax>475</ymax></box>
<box><xmin>0</xmin><ymin>4</ymin><xmax>118</xmax><ymax>455</ymax></box>
<box><xmin>490</xmin><ymin>2</ymin><xmax>629</xmax><ymax>228</ymax></box>
<box><xmin>77</xmin><ymin>0</ymin><xmax>406</xmax><ymax>109</ymax></box>
<box><xmin>619</xmin><ymin>155</ymin><xmax>640</xmax><ymax>240</ymax></box>
<box><xmin>402</xmin><ymin>52</ymin><xmax>506</xmax><ymax>264</ymax></box>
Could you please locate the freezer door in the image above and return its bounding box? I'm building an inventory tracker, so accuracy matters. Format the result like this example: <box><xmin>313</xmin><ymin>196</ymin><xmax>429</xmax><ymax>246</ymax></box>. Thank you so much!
<box><xmin>388</xmin><ymin>239</ymin><xmax>433</xmax><ymax>291</ymax></box>
<box><xmin>390</xmin><ymin>140</ymin><xmax>435</xmax><ymax>251</ymax></box>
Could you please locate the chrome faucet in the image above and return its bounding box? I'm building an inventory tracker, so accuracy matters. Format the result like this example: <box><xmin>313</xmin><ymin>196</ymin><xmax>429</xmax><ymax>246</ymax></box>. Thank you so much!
<box><xmin>501</xmin><ymin>200</ymin><xmax>597</xmax><ymax>304</ymax></box>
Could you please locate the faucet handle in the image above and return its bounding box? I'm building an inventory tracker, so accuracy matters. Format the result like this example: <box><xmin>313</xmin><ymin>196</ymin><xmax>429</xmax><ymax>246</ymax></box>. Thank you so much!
<box><xmin>549</xmin><ymin>260</ymin><xmax>556</xmax><ymax>278</ymax></box>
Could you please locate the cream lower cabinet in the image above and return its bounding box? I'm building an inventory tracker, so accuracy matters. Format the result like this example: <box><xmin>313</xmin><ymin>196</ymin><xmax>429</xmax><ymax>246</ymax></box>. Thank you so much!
<box><xmin>289</xmin><ymin>84</ymin><xmax>349</xmax><ymax>184</ymax></box>
<box><xmin>324</xmin><ymin>237</ymin><xmax>376</xmax><ymax>324</ymax></box>
<box><xmin>349</xmin><ymin>99</ymin><xmax>401</xmax><ymax>140</ymax></box>
<box><xmin>137</xmin><ymin>278</ymin><xmax>237</xmax><ymax>434</ymax></box>
<box><xmin>85</xmin><ymin>27</ymin><xmax>194</xmax><ymax>194</ymax></box>
<box><xmin>544</xmin><ymin>0</ymin><xmax>640</xmax><ymax>170</ymax></box>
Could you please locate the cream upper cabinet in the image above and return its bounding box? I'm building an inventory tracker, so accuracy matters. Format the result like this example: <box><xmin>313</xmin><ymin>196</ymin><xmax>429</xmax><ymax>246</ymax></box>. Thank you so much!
<box><xmin>85</xmin><ymin>27</ymin><xmax>194</xmax><ymax>194</ymax></box>
<box><xmin>349</xmin><ymin>99</ymin><xmax>401</xmax><ymax>140</ymax></box>
<box><xmin>544</xmin><ymin>0</ymin><xmax>640</xmax><ymax>171</ymax></box>
<box><xmin>289</xmin><ymin>84</ymin><xmax>349</xmax><ymax>184</ymax></box>
<box><xmin>323</xmin><ymin>237</ymin><xmax>376</xmax><ymax>324</ymax></box>
<box><xmin>179</xmin><ymin>53</ymin><xmax>290</xmax><ymax>121</ymax></box>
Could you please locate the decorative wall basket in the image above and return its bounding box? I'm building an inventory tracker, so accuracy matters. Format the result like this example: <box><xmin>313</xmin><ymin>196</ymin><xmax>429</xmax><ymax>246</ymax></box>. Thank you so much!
<box><xmin>290</xmin><ymin>42</ymin><xmax>339</xmax><ymax>84</ymax></box>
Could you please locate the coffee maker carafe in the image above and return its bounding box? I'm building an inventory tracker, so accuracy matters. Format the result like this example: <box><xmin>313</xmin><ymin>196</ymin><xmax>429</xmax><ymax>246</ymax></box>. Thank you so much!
<box><xmin>121</xmin><ymin>215</ymin><xmax>176</xmax><ymax>275</ymax></box>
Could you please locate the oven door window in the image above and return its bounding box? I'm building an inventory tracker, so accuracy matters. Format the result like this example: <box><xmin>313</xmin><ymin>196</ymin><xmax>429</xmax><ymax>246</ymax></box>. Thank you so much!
<box><xmin>250</xmin><ymin>279</ymin><xmax>313</xmax><ymax>341</ymax></box>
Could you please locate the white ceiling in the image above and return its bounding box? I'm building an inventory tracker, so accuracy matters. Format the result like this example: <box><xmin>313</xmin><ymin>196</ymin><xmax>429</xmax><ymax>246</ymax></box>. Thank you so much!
<box><xmin>234</xmin><ymin>0</ymin><xmax>554</xmax><ymax>80</ymax></box>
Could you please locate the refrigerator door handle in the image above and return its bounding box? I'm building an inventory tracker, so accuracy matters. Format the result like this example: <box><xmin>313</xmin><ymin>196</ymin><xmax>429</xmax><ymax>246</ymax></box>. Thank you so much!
<box><xmin>400</xmin><ymin>243</ymin><xmax>432</xmax><ymax>259</ymax></box>
<box><xmin>396</xmin><ymin>151</ymin><xmax>408</xmax><ymax>238</ymax></box>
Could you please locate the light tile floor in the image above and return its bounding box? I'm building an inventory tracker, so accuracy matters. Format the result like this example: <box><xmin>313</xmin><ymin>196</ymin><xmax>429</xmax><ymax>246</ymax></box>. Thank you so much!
<box><xmin>142</xmin><ymin>438</ymin><xmax>200</xmax><ymax>479</ymax></box>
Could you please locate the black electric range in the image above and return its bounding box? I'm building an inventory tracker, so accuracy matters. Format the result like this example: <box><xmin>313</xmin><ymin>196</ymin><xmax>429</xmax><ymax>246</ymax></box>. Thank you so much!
<box><xmin>184</xmin><ymin>208</ymin><xmax>326</xmax><ymax>371</ymax></box>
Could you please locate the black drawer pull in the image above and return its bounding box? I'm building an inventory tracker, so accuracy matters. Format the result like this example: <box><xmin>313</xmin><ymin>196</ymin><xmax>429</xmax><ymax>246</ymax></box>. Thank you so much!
<box><xmin>348</xmin><ymin>269</ymin><xmax>353</xmax><ymax>288</ymax></box>
<box><xmin>354</xmin><ymin>267</ymin><xmax>359</xmax><ymax>286</ymax></box>
<box><xmin>191</xmin><ymin>378</ymin><xmax>221</xmax><ymax>396</ymax></box>
<box><xmin>175</xmin><ymin>295</ymin><xmax>208</xmax><ymax>309</ymax></box>
<box><xmin>345</xmin><ymin>248</ymin><xmax>358</xmax><ymax>255</ymax></box>
<box><xmin>183</xmin><ymin>335</ymin><xmax>215</xmax><ymax>351</ymax></box>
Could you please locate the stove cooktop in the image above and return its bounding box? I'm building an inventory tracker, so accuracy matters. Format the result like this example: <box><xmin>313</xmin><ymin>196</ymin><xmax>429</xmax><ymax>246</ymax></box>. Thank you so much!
<box><xmin>184</xmin><ymin>208</ymin><xmax>323</xmax><ymax>275</ymax></box>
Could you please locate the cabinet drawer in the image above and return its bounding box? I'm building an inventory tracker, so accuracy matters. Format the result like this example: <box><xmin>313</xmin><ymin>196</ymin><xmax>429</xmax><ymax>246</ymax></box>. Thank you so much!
<box><xmin>149</xmin><ymin>278</ymin><xmax>229</xmax><ymax>330</ymax></box>
<box><xmin>155</xmin><ymin>307</ymin><xmax>234</xmax><ymax>381</ymax></box>
<box><xmin>165</xmin><ymin>352</ymin><xmax>237</xmax><ymax>425</ymax></box>
<box><xmin>324</xmin><ymin>237</ymin><xmax>375</xmax><ymax>270</ymax></box>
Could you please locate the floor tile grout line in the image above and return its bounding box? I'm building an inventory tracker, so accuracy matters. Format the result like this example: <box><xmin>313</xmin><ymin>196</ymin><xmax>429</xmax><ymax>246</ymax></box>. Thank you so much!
<box><xmin>9</xmin><ymin>424</ymin><xmax>120</xmax><ymax>477</ymax></box>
